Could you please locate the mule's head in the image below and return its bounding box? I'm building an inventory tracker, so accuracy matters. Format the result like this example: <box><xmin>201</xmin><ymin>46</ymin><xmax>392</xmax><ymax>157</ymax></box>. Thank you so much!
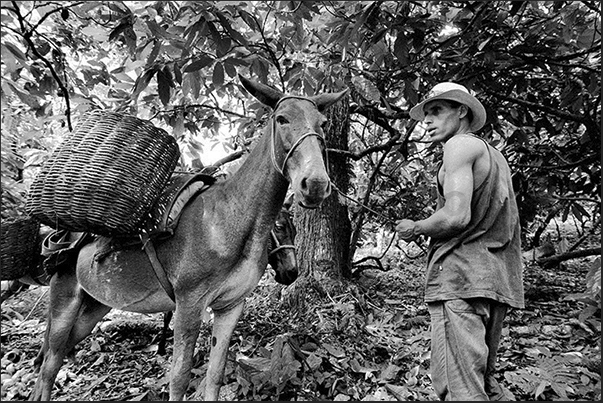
<box><xmin>268</xmin><ymin>197</ymin><xmax>298</xmax><ymax>285</ymax></box>
<box><xmin>240</xmin><ymin>75</ymin><xmax>348</xmax><ymax>209</ymax></box>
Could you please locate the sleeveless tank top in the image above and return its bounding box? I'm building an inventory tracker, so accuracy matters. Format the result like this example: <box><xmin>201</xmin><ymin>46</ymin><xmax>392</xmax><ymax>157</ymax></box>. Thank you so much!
<box><xmin>425</xmin><ymin>136</ymin><xmax>525</xmax><ymax>309</ymax></box>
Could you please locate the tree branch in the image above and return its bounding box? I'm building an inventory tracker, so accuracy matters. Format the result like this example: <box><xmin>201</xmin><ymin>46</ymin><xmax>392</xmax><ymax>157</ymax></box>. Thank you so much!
<box><xmin>568</xmin><ymin>217</ymin><xmax>601</xmax><ymax>252</ymax></box>
<box><xmin>335</xmin><ymin>104</ymin><xmax>409</xmax><ymax>160</ymax></box>
<box><xmin>212</xmin><ymin>149</ymin><xmax>246</xmax><ymax>167</ymax></box>
<box><xmin>538</xmin><ymin>247</ymin><xmax>601</xmax><ymax>265</ymax></box>
<box><xmin>152</xmin><ymin>104</ymin><xmax>247</xmax><ymax>119</ymax></box>
<box><xmin>482</xmin><ymin>87</ymin><xmax>590</xmax><ymax>126</ymax></box>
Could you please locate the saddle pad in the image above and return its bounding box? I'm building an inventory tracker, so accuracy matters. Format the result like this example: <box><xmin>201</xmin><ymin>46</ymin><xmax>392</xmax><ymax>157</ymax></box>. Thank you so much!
<box><xmin>140</xmin><ymin>172</ymin><xmax>216</xmax><ymax>238</ymax></box>
<box><xmin>41</xmin><ymin>230</ymin><xmax>94</xmax><ymax>276</ymax></box>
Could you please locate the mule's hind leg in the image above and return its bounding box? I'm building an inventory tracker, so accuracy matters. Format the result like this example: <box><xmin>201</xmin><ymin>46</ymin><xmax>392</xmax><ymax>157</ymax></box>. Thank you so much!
<box><xmin>32</xmin><ymin>316</ymin><xmax>50</xmax><ymax>372</ymax></box>
<box><xmin>29</xmin><ymin>271</ymin><xmax>111</xmax><ymax>401</ymax></box>
<box><xmin>158</xmin><ymin>311</ymin><xmax>173</xmax><ymax>355</ymax></box>
<box><xmin>32</xmin><ymin>312</ymin><xmax>76</xmax><ymax>372</ymax></box>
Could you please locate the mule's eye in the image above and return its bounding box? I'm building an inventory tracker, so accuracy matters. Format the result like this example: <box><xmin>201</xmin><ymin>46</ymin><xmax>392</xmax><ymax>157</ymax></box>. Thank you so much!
<box><xmin>276</xmin><ymin>115</ymin><xmax>289</xmax><ymax>125</ymax></box>
<box><xmin>275</xmin><ymin>223</ymin><xmax>285</xmax><ymax>230</ymax></box>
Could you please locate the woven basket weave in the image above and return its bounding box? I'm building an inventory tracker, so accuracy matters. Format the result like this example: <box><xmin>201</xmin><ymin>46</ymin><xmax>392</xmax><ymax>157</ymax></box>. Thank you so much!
<box><xmin>1</xmin><ymin>216</ymin><xmax>40</xmax><ymax>280</ymax></box>
<box><xmin>25</xmin><ymin>110</ymin><xmax>180</xmax><ymax>236</ymax></box>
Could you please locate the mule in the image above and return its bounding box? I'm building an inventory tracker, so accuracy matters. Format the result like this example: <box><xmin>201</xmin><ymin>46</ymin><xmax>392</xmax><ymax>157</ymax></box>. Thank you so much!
<box><xmin>18</xmin><ymin>202</ymin><xmax>297</xmax><ymax>365</ymax></box>
<box><xmin>29</xmin><ymin>75</ymin><xmax>348</xmax><ymax>401</ymax></box>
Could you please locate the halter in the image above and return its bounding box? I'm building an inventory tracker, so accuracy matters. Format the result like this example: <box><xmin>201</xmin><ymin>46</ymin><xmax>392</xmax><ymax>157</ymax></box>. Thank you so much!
<box><xmin>268</xmin><ymin>208</ymin><xmax>296</xmax><ymax>257</ymax></box>
<box><xmin>270</xmin><ymin>96</ymin><xmax>330</xmax><ymax>179</ymax></box>
<box><xmin>268</xmin><ymin>228</ymin><xmax>296</xmax><ymax>257</ymax></box>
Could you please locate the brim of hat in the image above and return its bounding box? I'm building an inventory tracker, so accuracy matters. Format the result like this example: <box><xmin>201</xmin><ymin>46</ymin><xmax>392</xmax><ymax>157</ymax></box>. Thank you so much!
<box><xmin>410</xmin><ymin>89</ymin><xmax>486</xmax><ymax>132</ymax></box>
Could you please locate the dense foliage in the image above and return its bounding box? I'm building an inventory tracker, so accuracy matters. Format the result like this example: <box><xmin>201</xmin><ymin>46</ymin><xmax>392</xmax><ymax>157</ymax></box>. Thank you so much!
<box><xmin>1</xmin><ymin>1</ymin><xmax>600</xmax><ymax>250</ymax></box>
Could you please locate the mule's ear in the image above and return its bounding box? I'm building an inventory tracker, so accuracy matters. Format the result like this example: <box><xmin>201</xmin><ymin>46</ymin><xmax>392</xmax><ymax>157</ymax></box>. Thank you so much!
<box><xmin>311</xmin><ymin>88</ymin><xmax>349</xmax><ymax>112</ymax></box>
<box><xmin>283</xmin><ymin>193</ymin><xmax>294</xmax><ymax>210</ymax></box>
<box><xmin>239</xmin><ymin>74</ymin><xmax>283</xmax><ymax>109</ymax></box>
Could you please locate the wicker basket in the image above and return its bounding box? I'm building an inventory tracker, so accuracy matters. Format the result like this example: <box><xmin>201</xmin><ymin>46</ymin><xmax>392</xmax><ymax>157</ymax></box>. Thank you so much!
<box><xmin>1</xmin><ymin>216</ymin><xmax>40</xmax><ymax>280</ymax></box>
<box><xmin>25</xmin><ymin>110</ymin><xmax>180</xmax><ymax>236</ymax></box>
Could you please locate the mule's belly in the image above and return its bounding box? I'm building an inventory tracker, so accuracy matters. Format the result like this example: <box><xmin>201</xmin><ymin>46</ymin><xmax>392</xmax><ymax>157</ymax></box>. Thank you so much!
<box><xmin>77</xmin><ymin>242</ymin><xmax>175</xmax><ymax>313</ymax></box>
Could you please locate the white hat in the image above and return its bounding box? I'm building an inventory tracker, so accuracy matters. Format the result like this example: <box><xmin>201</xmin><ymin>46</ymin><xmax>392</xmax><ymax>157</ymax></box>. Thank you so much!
<box><xmin>410</xmin><ymin>82</ymin><xmax>487</xmax><ymax>132</ymax></box>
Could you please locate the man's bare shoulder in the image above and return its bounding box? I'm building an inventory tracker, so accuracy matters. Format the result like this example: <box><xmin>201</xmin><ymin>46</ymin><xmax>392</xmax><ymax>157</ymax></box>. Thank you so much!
<box><xmin>443</xmin><ymin>134</ymin><xmax>487</xmax><ymax>160</ymax></box>
<box><xmin>445</xmin><ymin>134</ymin><xmax>485</xmax><ymax>147</ymax></box>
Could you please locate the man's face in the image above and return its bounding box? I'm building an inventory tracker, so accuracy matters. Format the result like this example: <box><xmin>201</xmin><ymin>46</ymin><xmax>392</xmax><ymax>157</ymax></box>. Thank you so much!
<box><xmin>422</xmin><ymin>99</ymin><xmax>464</xmax><ymax>143</ymax></box>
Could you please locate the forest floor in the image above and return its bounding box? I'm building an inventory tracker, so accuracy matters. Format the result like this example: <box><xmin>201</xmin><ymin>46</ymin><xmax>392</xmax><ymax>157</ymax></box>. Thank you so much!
<box><xmin>1</xmin><ymin>229</ymin><xmax>600</xmax><ymax>401</ymax></box>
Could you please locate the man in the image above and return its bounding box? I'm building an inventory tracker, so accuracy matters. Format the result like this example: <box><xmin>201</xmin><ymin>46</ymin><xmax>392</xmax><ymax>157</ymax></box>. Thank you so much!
<box><xmin>396</xmin><ymin>82</ymin><xmax>524</xmax><ymax>401</ymax></box>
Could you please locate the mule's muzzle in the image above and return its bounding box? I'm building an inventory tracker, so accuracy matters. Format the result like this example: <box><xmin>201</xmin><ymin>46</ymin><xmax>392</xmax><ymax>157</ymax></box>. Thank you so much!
<box><xmin>297</xmin><ymin>178</ymin><xmax>331</xmax><ymax>209</ymax></box>
<box><xmin>274</xmin><ymin>268</ymin><xmax>298</xmax><ymax>285</ymax></box>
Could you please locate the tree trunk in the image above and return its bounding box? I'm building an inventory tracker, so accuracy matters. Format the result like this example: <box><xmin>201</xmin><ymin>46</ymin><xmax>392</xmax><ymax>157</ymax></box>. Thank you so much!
<box><xmin>284</xmin><ymin>96</ymin><xmax>352</xmax><ymax>311</ymax></box>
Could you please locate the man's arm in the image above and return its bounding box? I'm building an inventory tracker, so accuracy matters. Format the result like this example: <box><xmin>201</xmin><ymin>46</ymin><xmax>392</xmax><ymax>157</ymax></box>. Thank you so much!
<box><xmin>397</xmin><ymin>136</ymin><xmax>482</xmax><ymax>241</ymax></box>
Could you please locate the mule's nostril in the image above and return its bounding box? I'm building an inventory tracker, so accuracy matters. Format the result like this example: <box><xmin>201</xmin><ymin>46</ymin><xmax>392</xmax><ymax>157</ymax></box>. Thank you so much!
<box><xmin>300</xmin><ymin>177</ymin><xmax>308</xmax><ymax>191</ymax></box>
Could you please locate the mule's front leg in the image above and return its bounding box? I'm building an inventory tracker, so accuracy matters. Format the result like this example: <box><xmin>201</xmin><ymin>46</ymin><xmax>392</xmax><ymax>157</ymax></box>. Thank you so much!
<box><xmin>204</xmin><ymin>302</ymin><xmax>245</xmax><ymax>401</ymax></box>
<box><xmin>169</xmin><ymin>306</ymin><xmax>202</xmax><ymax>401</ymax></box>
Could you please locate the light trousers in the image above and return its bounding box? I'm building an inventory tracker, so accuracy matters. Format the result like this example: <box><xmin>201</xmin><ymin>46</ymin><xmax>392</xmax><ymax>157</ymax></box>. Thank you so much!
<box><xmin>427</xmin><ymin>298</ymin><xmax>508</xmax><ymax>401</ymax></box>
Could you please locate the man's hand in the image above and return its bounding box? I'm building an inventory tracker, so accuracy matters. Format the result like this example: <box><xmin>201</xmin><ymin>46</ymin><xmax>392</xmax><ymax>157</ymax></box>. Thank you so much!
<box><xmin>396</xmin><ymin>219</ymin><xmax>419</xmax><ymax>242</ymax></box>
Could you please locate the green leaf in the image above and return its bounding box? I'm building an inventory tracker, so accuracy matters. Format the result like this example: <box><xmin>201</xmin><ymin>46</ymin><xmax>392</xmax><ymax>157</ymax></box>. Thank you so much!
<box><xmin>132</xmin><ymin>68</ymin><xmax>157</xmax><ymax>99</ymax></box>
<box><xmin>393</xmin><ymin>34</ymin><xmax>409</xmax><ymax>65</ymax></box>
<box><xmin>216</xmin><ymin>35</ymin><xmax>231</xmax><ymax>58</ymax></box>
<box><xmin>305</xmin><ymin>353</ymin><xmax>322</xmax><ymax>371</ymax></box>
<box><xmin>534</xmin><ymin>380</ymin><xmax>548</xmax><ymax>399</ymax></box>
<box><xmin>183</xmin><ymin>55</ymin><xmax>214</xmax><ymax>72</ymax></box>
<box><xmin>223</xmin><ymin>58</ymin><xmax>238</xmax><ymax>78</ymax></box>
<box><xmin>4</xmin><ymin>81</ymin><xmax>41</xmax><ymax>109</ymax></box>
<box><xmin>239</xmin><ymin>10</ymin><xmax>259</xmax><ymax>31</ymax></box>
<box><xmin>216</xmin><ymin>11</ymin><xmax>248</xmax><ymax>45</ymax></box>
<box><xmin>351</xmin><ymin>76</ymin><xmax>380</xmax><ymax>103</ymax></box>
<box><xmin>576</xmin><ymin>27</ymin><xmax>595</xmax><ymax>49</ymax></box>
<box><xmin>173</xmin><ymin>62</ymin><xmax>182</xmax><ymax>85</ymax></box>
<box><xmin>146</xmin><ymin>40</ymin><xmax>161</xmax><ymax>68</ymax></box>
<box><xmin>385</xmin><ymin>384</ymin><xmax>411</xmax><ymax>400</ymax></box>
<box><xmin>157</xmin><ymin>69</ymin><xmax>171</xmax><ymax>105</ymax></box>
<box><xmin>212</xmin><ymin>62</ymin><xmax>224</xmax><ymax>88</ymax></box>
<box><xmin>190</xmin><ymin>70</ymin><xmax>201</xmax><ymax>99</ymax></box>
<box><xmin>323</xmin><ymin>343</ymin><xmax>345</xmax><ymax>358</ymax></box>
<box><xmin>4</xmin><ymin>43</ymin><xmax>26</xmax><ymax>61</ymax></box>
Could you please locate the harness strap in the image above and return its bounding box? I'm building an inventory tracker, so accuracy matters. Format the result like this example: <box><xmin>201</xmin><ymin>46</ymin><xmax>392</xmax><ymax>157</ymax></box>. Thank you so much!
<box><xmin>140</xmin><ymin>229</ymin><xmax>293</xmax><ymax>302</ymax></box>
<box><xmin>141</xmin><ymin>233</ymin><xmax>175</xmax><ymax>302</ymax></box>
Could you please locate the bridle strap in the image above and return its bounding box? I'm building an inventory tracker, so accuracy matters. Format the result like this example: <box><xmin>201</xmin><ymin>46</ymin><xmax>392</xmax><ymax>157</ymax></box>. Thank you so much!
<box><xmin>269</xmin><ymin>96</ymin><xmax>329</xmax><ymax>179</ymax></box>
<box><xmin>268</xmin><ymin>229</ymin><xmax>296</xmax><ymax>257</ymax></box>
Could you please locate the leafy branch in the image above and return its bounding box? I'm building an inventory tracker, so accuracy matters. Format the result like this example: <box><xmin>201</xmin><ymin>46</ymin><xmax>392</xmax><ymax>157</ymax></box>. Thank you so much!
<box><xmin>5</xmin><ymin>1</ymin><xmax>84</xmax><ymax>130</ymax></box>
<box><xmin>483</xmin><ymin>86</ymin><xmax>593</xmax><ymax>128</ymax></box>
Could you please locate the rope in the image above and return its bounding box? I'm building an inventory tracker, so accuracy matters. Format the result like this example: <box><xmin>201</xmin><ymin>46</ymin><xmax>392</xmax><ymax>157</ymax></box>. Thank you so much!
<box><xmin>330</xmin><ymin>182</ymin><xmax>427</xmax><ymax>252</ymax></box>
<box><xmin>331</xmin><ymin>182</ymin><xmax>395</xmax><ymax>225</ymax></box>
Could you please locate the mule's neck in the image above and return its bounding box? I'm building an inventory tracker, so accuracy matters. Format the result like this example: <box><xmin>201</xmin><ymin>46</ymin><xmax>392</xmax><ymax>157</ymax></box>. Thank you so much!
<box><xmin>225</xmin><ymin>122</ymin><xmax>289</xmax><ymax>226</ymax></box>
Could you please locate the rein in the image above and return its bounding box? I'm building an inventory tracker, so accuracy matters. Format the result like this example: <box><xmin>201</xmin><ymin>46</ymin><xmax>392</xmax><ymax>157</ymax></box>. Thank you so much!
<box><xmin>270</xmin><ymin>96</ymin><xmax>330</xmax><ymax>179</ymax></box>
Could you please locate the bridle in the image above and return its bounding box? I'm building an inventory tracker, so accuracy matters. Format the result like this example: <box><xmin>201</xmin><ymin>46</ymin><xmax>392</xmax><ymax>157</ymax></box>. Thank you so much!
<box><xmin>268</xmin><ymin>210</ymin><xmax>296</xmax><ymax>258</ymax></box>
<box><xmin>270</xmin><ymin>96</ymin><xmax>330</xmax><ymax>179</ymax></box>
<box><xmin>268</xmin><ymin>229</ymin><xmax>296</xmax><ymax>257</ymax></box>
